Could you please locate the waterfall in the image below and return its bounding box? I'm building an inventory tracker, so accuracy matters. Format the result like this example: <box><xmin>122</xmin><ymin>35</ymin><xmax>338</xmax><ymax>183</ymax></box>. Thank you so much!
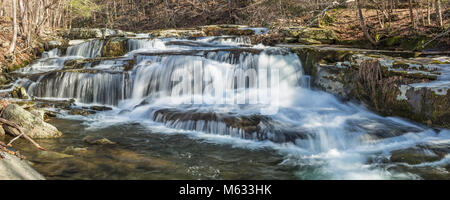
<box><xmin>127</xmin><ymin>39</ymin><xmax>166</xmax><ymax>51</ymax></box>
<box><xmin>66</xmin><ymin>40</ymin><xmax>105</xmax><ymax>58</ymax></box>
<box><xmin>13</xmin><ymin>36</ymin><xmax>441</xmax><ymax>150</ymax></box>
<box><xmin>196</xmin><ymin>36</ymin><xmax>252</xmax><ymax>46</ymax></box>
<box><xmin>29</xmin><ymin>71</ymin><xmax>131</xmax><ymax>105</ymax></box>
<box><xmin>13</xmin><ymin>34</ymin><xmax>450</xmax><ymax>179</ymax></box>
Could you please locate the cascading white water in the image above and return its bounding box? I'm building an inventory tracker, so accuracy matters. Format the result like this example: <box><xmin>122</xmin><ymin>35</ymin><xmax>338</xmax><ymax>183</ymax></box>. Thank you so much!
<box><xmin>196</xmin><ymin>36</ymin><xmax>252</xmax><ymax>46</ymax></box>
<box><xmin>66</xmin><ymin>40</ymin><xmax>105</xmax><ymax>58</ymax></box>
<box><xmin>127</xmin><ymin>39</ymin><xmax>166</xmax><ymax>51</ymax></box>
<box><xmin>14</xmin><ymin>35</ymin><xmax>450</xmax><ymax>180</ymax></box>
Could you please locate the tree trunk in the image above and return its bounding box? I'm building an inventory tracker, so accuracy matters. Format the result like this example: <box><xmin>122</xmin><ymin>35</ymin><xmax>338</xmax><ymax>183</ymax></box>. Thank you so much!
<box><xmin>427</xmin><ymin>0</ymin><xmax>431</xmax><ymax>25</ymax></box>
<box><xmin>0</xmin><ymin>0</ymin><xmax>4</xmax><ymax>16</ymax></box>
<box><xmin>8</xmin><ymin>0</ymin><xmax>18</xmax><ymax>54</ymax></box>
<box><xmin>408</xmin><ymin>0</ymin><xmax>416</xmax><ymax>29</ymax></box>
<box><xmin>435</xmin><ymin>0</ymin><xmax>443</xmax><ymax>27</ymax></box>
<box><xmin>356</xmin><ymin>0</ymin><xmax>377</xmax><ymax>46</ymax></box>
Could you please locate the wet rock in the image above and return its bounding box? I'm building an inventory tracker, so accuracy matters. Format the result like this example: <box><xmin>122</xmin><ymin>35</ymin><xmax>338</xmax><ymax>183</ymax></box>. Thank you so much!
<box><xmin>32</xmin><ymin>98</ymin><xmax>75</xmax><ymax>110</ymax></box>
<box><xmin>82</xmin><ymin>136</ymin><xmax>116</xmax><ymax>145</ymax></box>
<box><xmin>89</xmin><ymin>106</ymin><xmax>113</xmax><ymax>111</ymax></box>
<box><xmin>0</xmin><ymin>74</ymin><xmax>8</xmax><ymax>85</ymax></box>
<box><xmin>390</xmin><ymin>148</ymin><xmax>442</xmax><ymax>165</ymax></box>
<box><xmin>44</xmin><ymin>40</ymin><xmax>68</xmax><ymax>51</ymax></box>
<box><xmin>101</xmin><ymin>37</ymin><xmax>128</xmax><ymax>57</ymax></box>
<box><xmin>37</xmin><ymin>151</ymin><xmax>74</xmax><ymax>160</ymax></box>
<box><xmin>1</xmin><ymin>104</ymin><xmax>62</xmax><ymax>138</ymax></box>
<box><xmin>63</xmin><ymin>146</ymin><xmax>88</xmax><ymax>155</ymax></box>
<box><xmin>68</xmin><ymin>109</ymin><xmax>96</xmax><ymax>116</ymax></box>
<box><xmin>0</xmin><ymin>152</ymin><xmax>45</xmax><ymax>180</ymax></box>
<box><xmin>109</xmin><ymin>148</ymin><xmax>174</xmax><ymax>169</ymax></box>
<box><xmin>10</xmin><ymin>86</ymin><xmax>29</xmax><ymax>99</ymax></box>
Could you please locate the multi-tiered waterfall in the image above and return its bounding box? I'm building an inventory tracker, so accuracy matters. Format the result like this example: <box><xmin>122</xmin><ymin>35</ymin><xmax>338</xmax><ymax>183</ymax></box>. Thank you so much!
<box><xmin>12</xmin><ymin>35</ymin><xmax>450</xmax><ymax>180</ymax></box>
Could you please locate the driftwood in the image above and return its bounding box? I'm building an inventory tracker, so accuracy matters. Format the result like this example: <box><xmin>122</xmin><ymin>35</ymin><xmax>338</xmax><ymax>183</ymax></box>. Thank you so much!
<box><xmin>0</xmin><ymin>118</ymin><xmax>46</xmax><ymax>151</ymax></box>
<box><xmin>0</xmin><ymin>139</ymin><xmax>27</xmax><ymax>160</ymax></box>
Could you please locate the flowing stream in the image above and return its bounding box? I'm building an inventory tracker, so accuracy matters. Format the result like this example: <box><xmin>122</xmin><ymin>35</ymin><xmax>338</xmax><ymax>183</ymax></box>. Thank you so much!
<box><xmin>9</xmin><ymin>35</ymin><xmax>450</xmax><ymax>180</ymax></box>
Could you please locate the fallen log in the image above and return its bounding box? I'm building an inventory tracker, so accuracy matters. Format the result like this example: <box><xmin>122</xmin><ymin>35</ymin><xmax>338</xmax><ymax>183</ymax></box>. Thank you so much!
<box><xmin>0</xmin><ymin>118</ymin><xmax>46</xmax><ymax>151</ymax></box>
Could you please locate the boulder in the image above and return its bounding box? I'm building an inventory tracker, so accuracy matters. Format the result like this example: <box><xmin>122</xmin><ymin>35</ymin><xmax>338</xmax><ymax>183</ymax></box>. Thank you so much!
<box><xmin>0</xmin><ymin>152</ymin><xmax>45</xmax><ymax>180</ymax></box>
<box><xmin>44</xmin><ymin>40</ymin><xmax>68</xmax><ymax>51</ymax></box>
<box><xmin>82</xmin><ymin>136</ymin><xmax>116</xmax><ymax>145</ymax></box>
<box><xmin>101</xmin><ymin>37</ymin><xmax>128</xmax><ymax>57</ymax></box>
<box><xmin>63</xmin><ymin>146</ymin><xmax>88</xmax><ymax>155</ymax></box>
<box><xmin>1</xmin><ymin>104</ymin><xmax>62</xmax><ymax>138</ymax></box>
<box><xmin>0</xmin><ymin>74</ymin><xmax>7</xmax><ymax>85</ymax></box>
<box><xmin>10</xmin><ymin>86</ymin><xmax>29</xmax><ymax>99</ymax></box>
<box><xmin>37</xmin><ymin>151</ymin><xmax>74</xmax><ymax>160</ymax></box>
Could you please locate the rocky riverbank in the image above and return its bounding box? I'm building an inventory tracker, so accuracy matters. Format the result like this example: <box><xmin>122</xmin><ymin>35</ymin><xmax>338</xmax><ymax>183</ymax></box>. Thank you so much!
<box><xmin>0</xmin><ymin>99</ymin><xmax>62</xmax><ymax>180</ymax></box>
<box><xmin>284</xmin><ymin>44</ymin><xmax>450</xmax><ymax>128</ymax></box>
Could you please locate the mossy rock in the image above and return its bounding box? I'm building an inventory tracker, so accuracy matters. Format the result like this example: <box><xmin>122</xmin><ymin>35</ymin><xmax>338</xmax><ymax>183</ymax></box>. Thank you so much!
<box><xmin>282</xmin><ymin>27</ymin><xmax>337</xmax><ymax>44</ymax></box>
<box><xmin>380</xmin><ymin>35</ymin><xmax>429</xmax><ymax>51</ymax></box>
<box><xmin>101</xmin><ymin>37</ymin><xmax>128</xmax><ymax>57</ymax></box>
<box><xmin>390</xmin><ymin>148</ymin><xmax>441</xmax><ymax>165</ymax></box>
<box><xmin>201</xmin><ymin>26</ymin><xmax>254</xmax><ymax>36</ymax></box>
<box><xmin>10</xmin><ymin>86</ymin><xmax>30</xmax><ymax>99</ymax></box>
<box><xmin>319</xmin><ymin>12</ymin><xmax>337</xmax><ymax>27</ymax></box>
<box><xmin>298</xmin><ymin>38</ymin><xmax>322</xmax><ymax>45</ymax></box>
<box><xmin>6</xmin><ymin>59</ymin><xmax>32</xmax><ymax>73</ymax></box>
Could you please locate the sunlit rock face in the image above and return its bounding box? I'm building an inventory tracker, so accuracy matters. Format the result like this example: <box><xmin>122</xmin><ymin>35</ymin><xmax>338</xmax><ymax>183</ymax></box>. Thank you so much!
<box><xmin>1</xmin><ymin>104</ymin><xmax>62</xmax><ymax>139</ymax></box>
<box><xmin>288</xmin><ymin>45</ymin><xmax>450</xmax><ymax>128</ymax></box>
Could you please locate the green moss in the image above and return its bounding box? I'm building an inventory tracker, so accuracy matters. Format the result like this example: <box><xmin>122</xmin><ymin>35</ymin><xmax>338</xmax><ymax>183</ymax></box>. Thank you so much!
<box><xmin>102</xmin><ymin>37</ymin><xmax>127</xmax><ymax>57</ymax></box>
<box><xmin>202</xmin><ymin>26</ymin><xmax>254</xmax><ymax>36</ymax></box>
<box><xmin>380</xmin><ymin>35</ymin><xmax>429</xmax><ymax>51</ymax></box>
<box><xmin>432</xmin><ymin>60</ymin><xmax>450</xmax><ymax>64</ymax></box>
<box><xmin>6</xmin><ymin>59</ymin><xmax>32</xmax><ymax>72</ymax></box>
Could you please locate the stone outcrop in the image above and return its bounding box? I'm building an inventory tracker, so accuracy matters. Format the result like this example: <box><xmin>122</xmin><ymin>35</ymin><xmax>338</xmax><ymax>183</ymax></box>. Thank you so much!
<box><xmin>280</xmin><ymin>27</ymin><xmax>337</xmax><ymax>45</ymax></box>
<box><xmin>0</xmin><ymin>152</ymin><xmax>45</xmax><ymax>180</ymax></box>
<box><xmin>289</xmin><ymin>45</ymin><xmax>450</xmax><ymax>128</ymax></box>
<box><xmin>148</xmin><ymin>25</ymin><xmax>259</xmax><ymax>38</ymax></box>
<box><xmin>101</xmin><ymin>37</ymin><xmax>128</xmax><ymax>57</ymax></box>
<box><xmin>149</xmin><ymin>29</ymin><xmax>206</xmax><ymax>38</ymax></box>
<box><xmin>1</xmin><ymin>104</ymin><xmax>62</xmax><ymax>138</ymax></box>
<box><xmin>63</xmin><ymin>28</ymin><xmax>125</xmax><ymax>40</ymax></box>
<box><xmin>10</xmin><ymin>86</ymin><xmax>29</xmax><ymax>99</ymax></box>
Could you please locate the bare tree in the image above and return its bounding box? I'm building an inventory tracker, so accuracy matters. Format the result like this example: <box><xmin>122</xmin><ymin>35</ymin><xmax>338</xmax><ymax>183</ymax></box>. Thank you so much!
<box><xmin>408</xmin><ymin>0</ymin><xmax>416</xmax><ymax>29</ymax></box>
<box><xmin>356</xmin><ymin>0</ymin><xmax>377</xmax><ymax>46</ymax></box>
<box><xmin>435</xmin><ymin>0</ymin><xmax>443</xmax><ymax>27</ymax></box>
<box><xmin>8</xmin><ymin>0</ymin><xmax>18</xmax><ymax>54</ymax></box>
